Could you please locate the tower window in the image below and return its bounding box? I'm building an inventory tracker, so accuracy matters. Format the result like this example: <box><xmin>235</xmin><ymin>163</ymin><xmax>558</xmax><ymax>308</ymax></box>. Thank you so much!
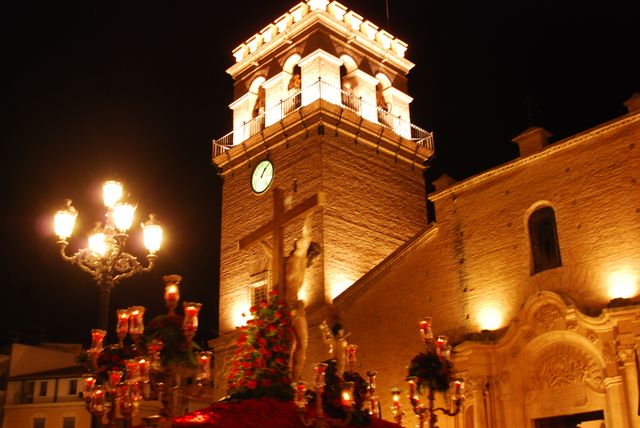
<box><xmin>528</xmin><ymin>206</ymin><xmax>562</xmax><ymax>274</ymax></box>
<box><xmin>251</xmin><ymin>282</ymin><xmax>268</xmax><ymax>307</ymax></box>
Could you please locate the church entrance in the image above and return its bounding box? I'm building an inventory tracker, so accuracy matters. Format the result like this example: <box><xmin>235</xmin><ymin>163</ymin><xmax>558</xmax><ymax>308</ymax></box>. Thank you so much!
<box><xmin>534</xmin><ymin>410</ymin><xmax>605</xmax><ymax>428</ymax></box>
<box><xmin>453</xmin><ymin>291</ymin><xmax>640</xmax><ymax>428</ymax></box>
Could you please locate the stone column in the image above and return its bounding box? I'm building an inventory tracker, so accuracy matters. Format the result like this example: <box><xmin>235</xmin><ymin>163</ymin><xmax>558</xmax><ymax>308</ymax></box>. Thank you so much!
<box><xmin>468</xmin><ymin>376</ymin><xmax>488</xmax><ymax>428</ymax></box>
<box><xmin>604</xmin><ymin>375</ymin><xmax>630</xmax><ymax>428</ymax></box>
<box><xmin>618</xmin><ymin>346</ymin><xmax>640</xmax><ymax>427</ymax></box>
<box><xmin>263</xmin><ymin>72</ymin><xmax>287</xmax><ymax>127</ymax></box>
<box><xmin>298</xmin><ymin>49</ymin><xmax>342</xmax><ymax>107</ymax></box>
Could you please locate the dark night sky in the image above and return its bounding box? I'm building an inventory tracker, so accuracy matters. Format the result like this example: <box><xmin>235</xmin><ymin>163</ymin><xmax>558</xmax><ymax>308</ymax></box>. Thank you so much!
<box><xmin>2</xmin><ymin>0</ymin><xmax>637</xmax><ymax>349</ymax></box>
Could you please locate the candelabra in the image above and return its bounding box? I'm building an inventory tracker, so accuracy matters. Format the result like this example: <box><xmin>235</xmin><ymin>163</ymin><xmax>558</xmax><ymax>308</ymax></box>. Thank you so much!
<box><xmin>54</xmin><ymin>180</ymin><xmax>163</xmax><ymax>330</ymax></box>
<box><xmin>393</xmin><ymin>317</ymin><xmax>464</xmax><ymax>428</ymax></box>
<box><xmin>81</xmin><ymin>275</ymin><xmax>211</xmax><ymax>428</ymax></box>
<box><xmin>364</xmin><ymin>370</ymin><xmax>381</xmax><ymax>418</ymax></box>
<box><xmin>293</xmin><ymin>363</ymin><xmax>355</xmax><ymax>428</ymax></box>
<box><xmin>390</xmin><ymin>387</ymin><xmax>404</xmax><ymax>426</ymax></box>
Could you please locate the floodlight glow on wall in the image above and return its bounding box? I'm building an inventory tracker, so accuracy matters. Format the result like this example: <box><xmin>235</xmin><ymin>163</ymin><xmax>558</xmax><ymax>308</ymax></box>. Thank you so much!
<box><xmin>477</xmin><ymin>306</ymin><xmax>504</xmax><ymax>331</ymax></box>
<box><xmin>608</xmin><ymin>270</ymin><xmax>638</xmax><ymax>300</ymax></box>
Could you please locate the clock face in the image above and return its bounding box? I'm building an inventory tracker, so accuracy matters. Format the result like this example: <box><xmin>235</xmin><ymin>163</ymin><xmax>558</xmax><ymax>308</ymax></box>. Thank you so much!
<box><xmin>251</xmin><ymin>159</ymin><xmax>274</xmax><ymax>194</ymax></box>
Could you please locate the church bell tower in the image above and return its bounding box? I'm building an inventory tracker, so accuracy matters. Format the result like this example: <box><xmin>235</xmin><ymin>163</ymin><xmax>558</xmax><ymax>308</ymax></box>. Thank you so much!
<box><xmin>210</xmin><ymin>0</ymin><xmax>434</xmax><ymax>397</ymax></box>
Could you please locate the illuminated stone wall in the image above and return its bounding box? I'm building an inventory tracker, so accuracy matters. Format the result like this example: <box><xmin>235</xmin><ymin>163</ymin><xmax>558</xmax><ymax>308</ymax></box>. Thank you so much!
<box><xmin>217</xmin><ymin>130</ymin><xmax>426</xmax><ymax>334</ymax></box>
<box><xmin>335</xmin><ymin>111</ymin><xmax>640</xmax><ymax>426</ymax></box>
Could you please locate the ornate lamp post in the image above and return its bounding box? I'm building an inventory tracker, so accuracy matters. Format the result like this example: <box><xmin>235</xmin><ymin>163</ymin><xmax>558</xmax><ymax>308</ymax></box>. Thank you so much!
<box><xmin>54</xmin><ymin>180</ymin><xmax>163</xmax><ymax>330</ymax></box>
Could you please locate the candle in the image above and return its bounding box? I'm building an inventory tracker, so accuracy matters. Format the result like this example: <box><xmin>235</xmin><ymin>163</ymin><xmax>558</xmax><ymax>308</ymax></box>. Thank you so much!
<box><xmin>435</xmin><ymin>335</ymin><xmax>448</xmax><ymax>356</ymax></box>
<box><xmin>314</xmin><ymin>362</ymin><xmax>328</xmax><ymax>387</ymax></box>
<box><xmin>341</xmin><ymin>381</ymin><xmax>355</xmax><ymax>408</ymax></box>
<box><xmin>90</xmin><ymin>329</ymin><xmax>106</xmax><ymax>352</ymax></box>
<box><xmin>92</xmin><ymin>388</ymin><xmax>105</xmax><ymax>413</ymax></box>
<box><xmin>454</xmin><ymin>379</ymin><xmax>464</xmax><ymax>399</ymax></box>
<box><xmin>390</xmin><ymin>387</ymin><xmax>402</xmax><ymax>424</ymax></box>
<box><xmin>183</xmin><ymin>302</ymin><xmax>202</xmax><ymax>332</ymax></box>
<box><xmin>419</xmin><ymin>317</ymin><xmax>433</xmax><ymax>341</ymax></box>
<box><xmin>128</xmin><ymin>306</ymin><xmax>145</xmax><ymax>335</ymax></box>
<box><xmin>148</xmin><ymin>339</ymin><xmax>163</xmax><ymax>370</ymax></box>
<box><xmin>293</xmin><ymin>381</ymin><xmax>308</xmax><ymax>409</ymax></box>
<box><xmin>138</xmin><ymin>358</ymin><xmax>150</xmax><ymax>381</ymax></box>
<box><xmin>117</xmin><ymin>383</ymin><xmax>129</xmax><ymax>398</ymax></box>
<box><xmin>366</xmin><ymin>370</ymin><xmax>377</xmax><ymax>392</ymax></box>
<box><xmin>130</xmin><ymin>382</ymin><xmax>142</xmax><ymax>404</ymax></box>
<box><xmin>125</xmin><ymin>359</ymin><xmax>139</xmax><ymax>380</ymax></box>
<box><xmin>407</xmin><ymin>376</ymin><xmax>417</xmax><ymax>398</ymax></box>
<box><xmin>164</xmin><ymin>276</ymin><xmax>181</xmax><ymax>308</ymax></box>
<box><xmin>198</xmin><ymin>351</ymin><xmax>212</xmax><ymax>381</ymax></box>
<box><xmin>108</xmin><ymin>370</ymin><xmax>123</xmax><ymax>389</ymax></box>
<box><xmin>116</xmin><ymin>309</ymin><xmax>130</xmax><ymax>336</ymax></box>
<box><xmin>83</xmin><ymin>374</ymin><xmax>96</xmax><ymax>390</ymax></box>
<box><xmin>346</xmin><ymin>344</ymin><xmax>358</xmax><ymax>366</ymax></box>
<box><xmin>391</xmin><ymin>387</ymin><xmax>401</xmax><ymax>405</ymax></box>
<box><xmin>82</xmin><ymin>374</ymin><xmax>96</xmax><ymax>402</ymax></box>
<box><xmin>148</xmin><ymin>339</ymin><xmax>163</xmax><ymax>353</ymax></box>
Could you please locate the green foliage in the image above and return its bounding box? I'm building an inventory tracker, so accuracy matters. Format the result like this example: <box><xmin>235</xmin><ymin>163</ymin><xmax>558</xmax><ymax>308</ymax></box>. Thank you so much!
<box><xmin>319</xmin><ymin>359</ymin><xmax>372</xmax><ymax>425</ymax></box>
<box><xmin>144</xmin><ymin>313</ymin><xmax>201</xmax><ymax>367</ymax></box>
<box><xmin>406</xmin><ymin>351</ymin><xmax>453</xmax><ymax>393</ymax></box>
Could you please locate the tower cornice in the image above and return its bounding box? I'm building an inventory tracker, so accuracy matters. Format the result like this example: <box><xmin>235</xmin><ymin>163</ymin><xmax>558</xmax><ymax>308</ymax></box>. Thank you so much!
<box><xmin>226</xmin><ymin>2</ymin><xmax>414</xmax><ymax>78</ymax></box>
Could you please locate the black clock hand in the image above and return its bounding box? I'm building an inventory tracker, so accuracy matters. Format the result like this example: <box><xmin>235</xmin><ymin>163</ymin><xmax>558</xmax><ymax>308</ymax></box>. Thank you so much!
<box><xmin>261</xmin><ymin>166</ymin><xmax>266</xmax><ymax>178</ymax></box>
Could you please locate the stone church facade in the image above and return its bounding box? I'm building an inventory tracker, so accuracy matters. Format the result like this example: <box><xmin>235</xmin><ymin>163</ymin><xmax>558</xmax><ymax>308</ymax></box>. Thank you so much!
<box><xmin>336</xmin><ymin>105</ymin><xmax>640</xmax><ymax>427</ymax></box>
<box><xmin>209</xmin><ymin>1</ymin><xmax>640</xmax><ymax>427</ymax></box>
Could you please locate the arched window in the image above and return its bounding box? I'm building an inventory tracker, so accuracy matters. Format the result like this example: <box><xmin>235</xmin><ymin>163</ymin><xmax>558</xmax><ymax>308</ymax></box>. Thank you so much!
<box><xmin>528</xmin><ymin>206</ymin><xmax>562</xmax><ymax>274</ymax></box>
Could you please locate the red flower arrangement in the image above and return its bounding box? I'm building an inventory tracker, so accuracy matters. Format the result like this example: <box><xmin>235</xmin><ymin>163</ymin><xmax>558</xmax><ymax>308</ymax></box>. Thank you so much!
<box><xmin>172</xmin><ymin>396</ymin><xmax>403</xmax><ymax>428</ymax></box>
<box><xmin>226</xmin><ymin>290</ymin><xmax>294</xmax><ymax>400</ymax></box>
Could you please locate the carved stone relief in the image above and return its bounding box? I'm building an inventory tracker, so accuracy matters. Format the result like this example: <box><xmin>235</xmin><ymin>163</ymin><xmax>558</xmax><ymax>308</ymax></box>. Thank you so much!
<box><xmin>527</xmin><ymin>344</ymin><xmax>603</xmax><ymax>391</ymax></box>
<box><xmin>533</xmin><ymin>304</ymin><xmax>564</xmax><ymax>333</ymax></box>
<box><xmin>616</xmin><ymin>346</ymin><xmax>635</xmax><ymax>365</ymax></box>
<box><xmin>586</xmin><ymin>331</ymin><xmax>599</xmax><ymax>344</ymax></box>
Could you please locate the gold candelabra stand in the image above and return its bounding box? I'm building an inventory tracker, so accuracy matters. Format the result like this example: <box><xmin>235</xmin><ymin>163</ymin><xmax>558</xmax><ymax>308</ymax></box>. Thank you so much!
<box><xmin>293</xmin><ymin>363</ymin><xmax>355</xmax><ymax>428</ymax></box>
<box><xmin>293</xmin><ymin>342</ymin><xmax>383</xmax><ymax>427</ymax></box>
<box><xmin>54</xmin><ymin>180</ymin><xmax>163</xmax><ymax>330</ymax></box>
<box><xmin>81</xmin><ymin>275</ymin><xmax>212</xmax><ymax>428</ymax></box>
<box><xmin>392</xmin><ymin>317</ymin><xmax>465</xmax><ymax>428</ymax></box>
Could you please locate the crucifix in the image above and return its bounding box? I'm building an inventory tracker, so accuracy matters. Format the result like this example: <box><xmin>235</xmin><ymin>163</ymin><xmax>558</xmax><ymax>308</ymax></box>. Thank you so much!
<box><xmin>238</xmin><ymin>187</ymin><xmax>325</xmax><ymax>297</ymax></box>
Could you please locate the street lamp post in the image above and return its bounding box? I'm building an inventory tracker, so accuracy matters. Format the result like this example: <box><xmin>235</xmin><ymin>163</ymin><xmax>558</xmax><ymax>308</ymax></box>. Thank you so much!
<box><xmin>54</xmin><ymin>180</ymin><xmax>163</xmax><ymax>330</ymax></box>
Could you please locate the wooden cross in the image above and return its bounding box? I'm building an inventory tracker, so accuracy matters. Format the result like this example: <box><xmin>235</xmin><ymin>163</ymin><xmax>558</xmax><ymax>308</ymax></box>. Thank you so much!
<box><xmin>239</xmin><ymin>187</ymin><xmax>324</xmax><ymax>296</ymax></box>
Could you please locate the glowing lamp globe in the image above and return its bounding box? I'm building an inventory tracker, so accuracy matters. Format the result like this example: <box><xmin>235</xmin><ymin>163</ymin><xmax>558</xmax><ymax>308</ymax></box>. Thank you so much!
<box><xmin>54</xmin><ymin>200</ymin><xmax>77</xmax><ymax>240</ymax></box>
<box><xmin>102</xmin><ymin>181</ymin><xmax>123</xmax><ymax>208</ymax></box>
<box><xmin>142</xmin><ymin>215</ymin><xmax>163</xmax><ymax>253</ymax></box>
<box><xmin>88</xmin><ymin>232</ymin><xmax>108</xmax><ymax>256</ymax></box>
<box><xmin>608</xmin><ymin>271</ymin><xmax>638</xmax><ymax>299</ymax></box>
<box><xmin>113</xmin><ymin>203</ymin><xmax>136</xmax><ymax>231</ymax></box>
<box><xmin>477</xmin><ymin>306</ymin><xmax>503</xmax><ymax>331</ymax></box>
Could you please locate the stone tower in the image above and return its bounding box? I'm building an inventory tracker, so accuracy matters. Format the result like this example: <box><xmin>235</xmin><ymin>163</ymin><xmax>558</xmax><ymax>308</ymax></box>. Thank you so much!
<box><xmin>209</xmin><ymin>0</ymin><xmax>434</xmax><ymax>398</ymax></box>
